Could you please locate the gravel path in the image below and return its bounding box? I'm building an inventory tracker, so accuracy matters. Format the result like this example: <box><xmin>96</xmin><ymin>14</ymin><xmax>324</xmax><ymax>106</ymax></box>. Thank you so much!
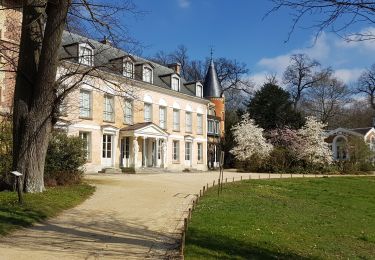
<box><xmin>0</xmin><ymin>172</ymin><xmax>313</xmax><ymax>259</ymax></box>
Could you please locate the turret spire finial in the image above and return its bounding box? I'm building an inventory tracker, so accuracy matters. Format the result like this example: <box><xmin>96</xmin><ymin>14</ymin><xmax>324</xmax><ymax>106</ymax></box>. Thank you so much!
<box><xmin>209</xmin><ymin>46</ymin><xmax>214</xmax><ymax>61</ymax></box>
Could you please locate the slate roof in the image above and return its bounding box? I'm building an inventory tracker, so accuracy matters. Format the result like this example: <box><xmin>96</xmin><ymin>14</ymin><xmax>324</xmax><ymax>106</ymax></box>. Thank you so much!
<box><xmin>349</xmin><ymin>127</ymin><xmax>373</xmax><ymax>135</ymax></box>
<box><xmin>60</xmin><ymin>31</ymin><xmax>198</xmax><ymax>98</ymax></box>
<box><xmin>203</xmin><ymin>59</ymin><xmax>222</xmax><ymax>98</ymax></box>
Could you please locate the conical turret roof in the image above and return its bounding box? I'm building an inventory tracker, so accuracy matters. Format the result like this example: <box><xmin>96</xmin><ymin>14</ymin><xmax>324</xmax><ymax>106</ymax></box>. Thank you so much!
<box><xmin>203</xmin><ymin>60</ymin><xmax>222</xmax><ymax>98</ymax></box>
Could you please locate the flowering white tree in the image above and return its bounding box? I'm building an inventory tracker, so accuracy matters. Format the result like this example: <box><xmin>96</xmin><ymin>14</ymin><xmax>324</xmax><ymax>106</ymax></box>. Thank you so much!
<box><xmin>297</xmin><ymin>117</ymin><xmax>333</xmax><ymax>165</ymax></box>
<box><xmin>230</xmin><ymin>113</ymin><xmax>273</xmax><ymax>161</ymax></box>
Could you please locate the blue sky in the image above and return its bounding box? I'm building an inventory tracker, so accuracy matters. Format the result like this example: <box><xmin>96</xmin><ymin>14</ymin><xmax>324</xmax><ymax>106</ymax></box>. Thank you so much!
<box><xmin>124</xmin><ymin>0</ymin><xmax>375</xmax><ymax>86</ymax></box>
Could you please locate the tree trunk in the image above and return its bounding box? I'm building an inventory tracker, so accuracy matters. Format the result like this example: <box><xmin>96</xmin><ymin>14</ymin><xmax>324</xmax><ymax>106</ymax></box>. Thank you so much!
<box><xmin>13</xmin><ymin>0</ymin><xmax>70</xmax><ymax>193</ymax></box>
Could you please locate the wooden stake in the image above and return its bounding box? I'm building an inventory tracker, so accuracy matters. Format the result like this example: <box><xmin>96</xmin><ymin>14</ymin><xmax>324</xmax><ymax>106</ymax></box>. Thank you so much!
<box><xmin>225</xmin><ymin>177</ymin><xmax>227</xmax><ymax>183</ymax></box>
<box><xmin>241</xmin><ymin>176</ymin><xmax>243</xmax><ymax>181</ymax></box>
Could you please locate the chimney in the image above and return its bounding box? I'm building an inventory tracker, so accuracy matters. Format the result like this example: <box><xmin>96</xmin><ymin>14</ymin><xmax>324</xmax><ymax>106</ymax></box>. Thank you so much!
<box><xmin>168</xmin><ymin>63</ymin><xmax>181</xmax><ymax>75</ymax></box>
<box><xmin>100</xmin><ymin>36</ymin><xmax>112</xmax><ymax>46</ymax></box>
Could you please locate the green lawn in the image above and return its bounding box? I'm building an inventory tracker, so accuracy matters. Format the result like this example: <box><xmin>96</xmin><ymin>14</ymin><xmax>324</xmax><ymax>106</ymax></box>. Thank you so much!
<box><xmin>0</xmin><ymin>183</ymin><xmax>95</xmax><ymax>235</ymax></box>
<box><xmin>185</xmin><ymin>177</ymin><xmax>375</xmax><ymax>259</ymax></box>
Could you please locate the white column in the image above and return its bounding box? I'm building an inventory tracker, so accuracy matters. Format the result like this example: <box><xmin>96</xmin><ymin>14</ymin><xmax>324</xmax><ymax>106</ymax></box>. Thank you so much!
<box><xmin>162</xmin><ymin>139</ymin><xmax>167</xmax><ymax>168</ymax></box>
<box><xmin>156</xmin><ymin>138</ymin><xmax>160</xmax><ymax>167</ymax></box>
<box><xmin>133</xmin><ymin>136</ymin><xmax>138</xmax><ymax>168</ymax></box>
<box><xmin>214</xmin><ymin>145</ymin><xmax>217</xmax><ymax>167</ymax></box>
<box><xmin>143</xmin><ymin>137</ymin><xmax>147</xmax><ymax>167</ymax></box>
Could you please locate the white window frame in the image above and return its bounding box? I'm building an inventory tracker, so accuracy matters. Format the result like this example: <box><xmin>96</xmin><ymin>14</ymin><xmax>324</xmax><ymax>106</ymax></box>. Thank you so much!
<box><xmin>159</xmin><ymin>106</ymin><xmax>167</xmax><ymax>129</ymax></box>
<box><xmin>144</xmin><ymin>103</ymin><xmax>152</xmax><ymax>122</ymax></box>
<box><xmin>185</xmin><ymin>112</ymin><xmax>192</xmax><ymax>133</ymax></box>
<box><xmin>78</xmin><ymin>43</ymin><xmax>94</xmax><ymax>66</ymax></box>
<box><xmin>123</xmin><ymin>60</ymin><xmax>134</xmax><ymax>78</ymax></box>
<box><xmin>208</xmin><ymin>119</ymin><xmax>214</xmax><ymax>134</ymax></box>
<box><xmin>79</xmin><ymin>89</ymin><xmax>92</xmax><ymax>119</ymax></box>
<box><xmin>215</xmin><ymin>121</ymin><xmax>220</xmax><ymax>134</ymax></box>
<box><xmin>197</xmin><ymin>114</ymin><xmax>203</xmax><ymax>134</ymax></box>
<box><xmin>197</xmin><ymin>143</ymin><xmax>203</xmax><ymax>162</ymax></box>
<box><xmin>173</xmin><ymin>109</ymin><xmax>180</xmax><ymax>131</ymax></box>
<box><xmin>185</xmin><ymin>142</ymin><xmax>192</xmax><ymax>161</ymax></box>
<box><xmin>196</xmin><ymin>84</ymin><xmax>203</xmax><ymax>97</ymax></box>
<box><xmin>172</xmin><ymin>140</ymin><xmax>180</xmax><ymax>162</ymax></box>
<box><xmin>124</xmin><ymin>99</ymin><xmax>133</xmax><ymax>124</ymax></box>
<box><xmin>103</xmin><ymin>94</ymin><xmax>115</xmax><ymax>122</ymax></box>
<box><xmin>143</xmin><ymin>66</ymin><xmax>153</xmax><ymax>83</ymax></box>
<box><xmin>79</xmin><ymin>131</ymin><xmax>91</xmax><ymax>161</ymax></box>
<box><xmin>172</xmin><ymin>76</ymin><xmax>180</xmax><ymax>91</ymax></box>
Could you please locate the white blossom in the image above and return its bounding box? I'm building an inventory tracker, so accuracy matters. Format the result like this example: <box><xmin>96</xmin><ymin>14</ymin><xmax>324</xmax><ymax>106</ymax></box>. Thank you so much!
<box><xmin>297</xmin><ymin>116</ymin><xmax>333</xmax><ymax>165</ymax></box>
<box><xmin>230</xmin><ymin>113</ymin><xmax>273</xmax><ymax>161</ymax></box>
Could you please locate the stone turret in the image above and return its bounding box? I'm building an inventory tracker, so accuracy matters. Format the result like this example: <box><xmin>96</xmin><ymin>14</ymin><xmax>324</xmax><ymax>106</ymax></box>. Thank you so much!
<box><xmin>203</xmin><ymin>59</ymin><xmax>225</xmax><ymax>138</ymax></box>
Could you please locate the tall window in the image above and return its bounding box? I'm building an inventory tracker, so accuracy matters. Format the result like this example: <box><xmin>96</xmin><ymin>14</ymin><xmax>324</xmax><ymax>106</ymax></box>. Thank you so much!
<box><xmin>102</xmin><ymin>134</ymin><xmax>112</xmax><ymax>158</ymax></box>
<box><xmin>208</xmin><ymin>120</ymin><xmax>214</xmax><ymax>134</ymax></box>
<box><xmin>143</xmin><ymin>67</ymin><xmax>152</xmax><ymax>83</ymax></box>
<box><xmin>124</xmin><ymin>99</ymin><xmax>133</xmax><ymax>124</ymax></box>
<box><xmin>215</xmin><ymin>121</ymin><xmax>220</xmax><ymax>134</ymax></box>
<box><xmin>123</xmin><ymin>61</ymin><xmax>133</xmax><ymax>78</ymax></box>
<box><xmin>173</xmin><ymin>109</ymin><xmax>180</xmax><ymax>131</ymax></box>
<box><xmin>103</xmin><ymin>95</ymin><xmax>114</xmax><ymax>122</ymax></box>
<box><xmin>159</xmin><ymin>106</ymin><xmax>167</xmax><ymax>129</ymax></box>
<box><xmin>197</xmin><ymin>114</ymin><xmax>203</xmax><ymax>134</ymax></box>
<box><xmin>79</xmin><ymin>89</ymin><xmax>92</xmax><ymax>118</ymax></box>
<box><xmin>185</xmin><ymin>142</ymin><xmax>191</xmax><ymax>161</ymax></box>
<box><xmin>173</xmin><ymin>140</ymin><xmax>179</xmax><ymax>162</ymax></box>
<box><xmin>196</xmin><ymin>85</ymin><xmax>203</xmax><ymax>97</ymax></box>
<box><xmin>79</xmin><ymin>45</ymin><xmax>93</xmax><ymax>66</ymax></box>
<box><xmin>185</xmin><ymin>112</ymin><xmax>192</xmax><ymax>133</ymax></box>
<box><xmin>197</xmin><ymin>143</ymin><xmax>203</xmax><ymax>162</ymax></box>
<box><xmin>172</xmin><ymin>77</ymin><xmax>180</xmax><ymax>91</ymax></box>
<box><xmin>79</xmin><ymin>132</ymin><xmax>91</xmax><ymax>160</ymax></box>
<box><xmin>144</xmin><ymin>103</ymin><xmax>152</xmax><ymax>122</ymax></box>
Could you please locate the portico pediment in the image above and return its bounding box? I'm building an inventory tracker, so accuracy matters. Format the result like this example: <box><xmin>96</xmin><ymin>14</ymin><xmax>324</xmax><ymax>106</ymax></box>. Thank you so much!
<box><xmin>121</xmin><ymin>122</ymin><xmax>168</xmax><ymax>138</ymax></box>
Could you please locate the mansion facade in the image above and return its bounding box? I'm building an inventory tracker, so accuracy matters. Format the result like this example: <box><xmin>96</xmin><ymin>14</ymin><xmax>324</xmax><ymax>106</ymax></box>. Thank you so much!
<box><xmin>0</xmin><ymin>2</ymin><xmax>225</xmax><ymax>173</ymax></box>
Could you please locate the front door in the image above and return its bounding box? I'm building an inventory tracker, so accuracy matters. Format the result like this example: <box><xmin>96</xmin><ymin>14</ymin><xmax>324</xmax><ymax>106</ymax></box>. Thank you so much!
<box><xmin>121</xmin><ymin>137</ymin><xmax>130</xmax><ymax>167</ymax></box>
<box><xmin>102</xmin><ymin>134</ymin><xmax>113</xmax><ymax>167</ymax></box>
<box><xmin>185</xmin><ymin>142</ymin><xmax>192</xmax><ymax>167</ymax></box>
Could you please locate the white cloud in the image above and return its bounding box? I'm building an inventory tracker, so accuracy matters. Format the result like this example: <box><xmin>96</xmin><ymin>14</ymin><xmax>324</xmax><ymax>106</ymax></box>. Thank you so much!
<box><xmin>335</xmin><ymin>27</ymin><xmax>375</xmax><ymax>51</ymax></box>
<box><xmin>253</xmin><ymin>31</ymin><xmax>374</xmax><ymax>85</ymax></box>
<box><xmin>334</xmin><ymin>69</ymin><xmax>364</xmax><ymax>84</ymax></box>
<box><xmin>178</xmin><ymin>0</ymin><xmax>191</xmax><ymax>8</ymax></box>
<box><xmin>257</xmin><ymin>33</ymin><xmax>331</xmax><ymax>76</ymax></box>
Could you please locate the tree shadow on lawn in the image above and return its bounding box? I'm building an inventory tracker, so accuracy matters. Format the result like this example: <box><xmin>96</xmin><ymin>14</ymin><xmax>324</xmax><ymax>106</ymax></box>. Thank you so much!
<box><xmin>186</xmin><ymin>228</ymin><xmax>311</xmax><ymax>260</ymax></box>
<box><xmin>0</xmin><ymin>206</ymin><xmax>47</xmax><ymax>234</ymax></box>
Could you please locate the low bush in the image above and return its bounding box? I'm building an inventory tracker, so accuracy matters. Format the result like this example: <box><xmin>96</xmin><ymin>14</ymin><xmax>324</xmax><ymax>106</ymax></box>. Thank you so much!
<box><xmin>44</xmin><ymin>132</ymin><xmax>87</xmax><ymax>186</ymax></box>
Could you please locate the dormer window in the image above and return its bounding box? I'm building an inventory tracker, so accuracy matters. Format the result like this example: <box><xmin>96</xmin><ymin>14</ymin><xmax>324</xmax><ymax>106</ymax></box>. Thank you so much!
<box><xmin>143</xmin><ymin>66</ymin><xmax>153</xmax><ymax>83</ymax></box>
<box><xmin>79</xmin><ymin>44</ymin><xmax>94</xmax><ymax>66</ymax></box>
<box><xmin>172</xmin><ymin>77</ymin><xmax>180</xmax><ymax>91</ymax></box>
<box><xmin>196</xmin><ymin>84</ymin><xmax>203</xmax><ymax>97</ymax></box>
<box><xmin>123</xmin><ymin>61</ymin><xmax>133</xmax><ymax>78</ymax></box>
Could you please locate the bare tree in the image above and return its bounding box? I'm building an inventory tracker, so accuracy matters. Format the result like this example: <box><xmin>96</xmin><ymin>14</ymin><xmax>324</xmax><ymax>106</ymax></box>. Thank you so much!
<box><xmin>268</xmin><ymin>0</ymin><xmax>375</xmax><ymax>42</ymax></box>
<box><xmin>357</xmin><ymin>64</ymin><xmax>375</xmax><ymax>110</ymax></box>
<box><xmin>303</xmin><ymin>74</ymin><xmax>352</xmax><ymax>125</ymax></box>
<box><xmin>283</xmin><ymin>53</ymin><xmax>330</xmax><ymax>110</ymax></box>
<box><xmin>2</xmin><ymin>0</ymin><xmax>139</xmax><ymax>192</ymax></box>
<box><xmin>151</xmin><ymin>47</ymin><xmax>253</xmax><ymax>109</ymax></box>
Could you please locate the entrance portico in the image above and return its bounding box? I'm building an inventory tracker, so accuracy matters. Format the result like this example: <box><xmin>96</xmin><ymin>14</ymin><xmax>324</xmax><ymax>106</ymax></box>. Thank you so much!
<box><xmin>120</xmin><ymin>122</ymin><xmax>168</xmax><ymax>169</ymax></box>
